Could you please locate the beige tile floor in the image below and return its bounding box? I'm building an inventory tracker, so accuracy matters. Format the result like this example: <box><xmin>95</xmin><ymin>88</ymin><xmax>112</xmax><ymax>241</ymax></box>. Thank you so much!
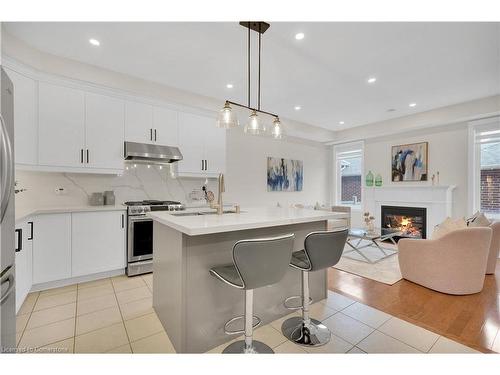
<box><xmin>16</xmin><ymin>276</ymin><xmax>481</xmax><ymax>354</ymax></box>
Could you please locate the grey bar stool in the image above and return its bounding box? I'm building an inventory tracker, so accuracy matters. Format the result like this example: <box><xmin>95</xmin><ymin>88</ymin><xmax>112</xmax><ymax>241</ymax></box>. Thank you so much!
<box><xmin>281</xmin><ymin>229</ymin><xmax>348</xmax><ymax>347</ymax></box>
<box><xmin>210</xmin><ymin>233</ymin><xmax>295</xmax><ymax>354</ymax></box>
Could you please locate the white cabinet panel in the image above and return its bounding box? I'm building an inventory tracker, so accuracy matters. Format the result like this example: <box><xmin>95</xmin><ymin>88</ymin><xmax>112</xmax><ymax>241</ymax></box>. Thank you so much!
<box><xmin>153</xmin><ymin>106</ymin><xmax>178</xmax><ymax>146</ymax></box>
<box><xmin>85</xmin><ymin>92</ymin><xmax>125</xmax><ymax>170</ymax></box>
<box><xmin>5</xmin><ymin>68</ymin><xmax>38</xmax><ymax>165</ymax></box>
<box><xmin>177</xmin><ymin>111</ymin><xmax>226</xmax><ymax>177</ymax></box>
<box><xmin>38</xmin><ymin>82</ymin><xmax>85</xmax><ymax>167</ymax></box>
<box><xmin>71</xmin><ymin>211</ymin><xmax>126</xmax><ymax>277</ymax></box>
<box><xmin>15</xmin><ymin>219</ymin><xmax>33</xmax><ymax>313</ymax></box>
<box><xmin>204</xmin><ymin>126</ymin><xmax>226</xmax><ymax>175</ymax></box>
<box><xmin>177</xmin><ymin>112</ymin><xmax>205</xmax><ymax>175</ymax></box>
<box><xmin>125</xmin><ymin>101</ymin><xmax>153</xmax><ymax>144</ymax></box>
<box><xmin>32</xmin><ymin>213</ymin><xmax>71</xmax><ymax>284</ymax></box>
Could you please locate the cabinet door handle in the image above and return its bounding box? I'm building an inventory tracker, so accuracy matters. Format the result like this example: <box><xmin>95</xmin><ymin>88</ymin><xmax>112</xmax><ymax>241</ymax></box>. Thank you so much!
<box><xmin>154</xmin><ymin>129</ymin><xmax>157</xmax><ymax>142</ymax></box>
<box><xmin>205</xmin><ymin>160</ymin><xmax>208</xmax><ymax>171</ymax></box>
<box><xmin>28</xmin><ymin>221</ymin><xmax>33</xmax><ymax>240</ymax></box>
<box><xmin>150</xmin><ymin>128</ymin><xmax>153</xmax><ymax>141</ymax></box>
<box><xmin>86</xmin><ymin>149</ymin><xmax>89</xmax><ymax>164</ymax></box>
<box><xmin>15</xmin><ymin>228</ymin><xmax>22</xmax><ymax>252</ymax></box>
<box><xmin>80</xmin><ymin>149</ymin><xmax>84</xmax><ymax>164</ymax></box>
<box><xmin>121</xmin><ymin>214</ymin><xmax>124</xmax><ymax>229</ymax></box>
<box><xmin>201</xmin><ymin>159</ymin><xmax>204</xmax><ymax>171</ymax></box>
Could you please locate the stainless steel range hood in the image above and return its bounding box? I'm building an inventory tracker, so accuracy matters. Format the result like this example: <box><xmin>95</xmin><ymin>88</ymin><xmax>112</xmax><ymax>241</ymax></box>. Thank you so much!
<box><xmin>124</xmin><ymin>141</ymin><xmax>183</xmax><ymax>164</ymax></box>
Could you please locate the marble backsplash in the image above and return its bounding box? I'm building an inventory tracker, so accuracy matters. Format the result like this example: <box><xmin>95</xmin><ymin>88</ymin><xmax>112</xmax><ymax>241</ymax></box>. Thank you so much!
<box><xmin>15</xmin><ymin>164</ymin><xmax>215</xmax><ymax>215</ymax></box>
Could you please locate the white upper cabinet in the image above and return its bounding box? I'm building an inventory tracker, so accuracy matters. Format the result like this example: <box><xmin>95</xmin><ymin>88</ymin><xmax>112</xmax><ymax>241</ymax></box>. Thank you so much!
<box><xmin>177</xmin><ymin>112</ymin><xmax>226</xmax><ymax>177</ymax></box>
<box><xmin>204</xmin><ymin>124</ymin><xmax>226</xmax><ymax>175</ymax></box>
<box><xmin>125</xmin><ymin>101</ymin><xmax>154</xmax><ymax>144</ymax></box>
<box><xmin>177</xmin><ymin>112</ymin><xmax>206</xmax><ymax>175</ymax></box>
<box><xmin>5</xmin><ymin>68</ymin><xmax>38</xmax><ymax>166</ymax></box>
<box><xmin>153</xmin><ymin>106</ymin><xmax>178</xmax><ymax>146</ymax></box>
<box><xmin>38</xmin><ymin>82</ymin><xmax>85</xmax><ymax>167</ymax></box>
<box><xmin>85</xmin><ymin>92</ymin><xmax>125</xmax><ymax>170</ymax></box>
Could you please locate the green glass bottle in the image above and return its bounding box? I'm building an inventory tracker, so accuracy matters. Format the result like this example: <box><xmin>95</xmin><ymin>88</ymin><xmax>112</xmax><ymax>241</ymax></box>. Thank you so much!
<box><xmin>366</xmin><ymin>170</ymin><xmax>374</xmax><ymax>187</ymax></box>
<box><xmin>375</xmin><ymin>173</ymin><xmax>383</xmax><ymax>187</ymax></box>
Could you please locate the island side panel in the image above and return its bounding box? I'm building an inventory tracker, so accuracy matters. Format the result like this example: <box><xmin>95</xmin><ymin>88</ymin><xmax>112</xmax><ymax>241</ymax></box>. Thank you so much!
<box><xmin>184</xmin><ymin>221</ymin><xmax>327</xmax><ymax>353</ymax></box>
<box><xmin>152</xmin><ymin>221</ymin><xmax>187</xmax><ymax>352</ymax></box>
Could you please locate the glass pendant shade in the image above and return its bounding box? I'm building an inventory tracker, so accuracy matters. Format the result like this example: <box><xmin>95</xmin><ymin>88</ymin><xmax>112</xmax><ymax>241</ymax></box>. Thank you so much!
<box><xmin>271</xmin><ymin>117</ymin><xmax>285</xmax><ymax>139</ymax></box>
<box><xmin>216</xmin><ymin>102</ymin><xmax>239</xmax><ymax>128</ymax></box>
<box><xmin>244</xmin><ymin>110</ymin><xmax>266</xmax><ymax>135</ymax></box>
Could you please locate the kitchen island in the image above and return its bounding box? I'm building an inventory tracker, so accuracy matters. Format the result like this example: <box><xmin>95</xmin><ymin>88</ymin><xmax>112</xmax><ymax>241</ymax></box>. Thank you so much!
<box><xmin>148</xmin><ymin>207</ymin><xmax>349</xmax><ymax>353</ymax></box>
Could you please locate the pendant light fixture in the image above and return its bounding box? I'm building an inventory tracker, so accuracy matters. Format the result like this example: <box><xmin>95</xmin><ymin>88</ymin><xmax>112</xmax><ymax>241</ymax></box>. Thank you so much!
<box><xmin>217</xmin><ymin>21</ymin><xmax>285</xmax><ymax>139</ymax></box>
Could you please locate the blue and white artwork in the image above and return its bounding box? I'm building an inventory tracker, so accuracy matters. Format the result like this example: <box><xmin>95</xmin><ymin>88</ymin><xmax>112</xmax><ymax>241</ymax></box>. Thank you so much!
<box><xmin>267</xmin><ymin>157</ymin><xmax>303</xmax><ymax>192</ymax></box>
<box><xmin>391</xmin><ymin>142</ymin><xmax>428</xmax><ymax>182</ymax></box>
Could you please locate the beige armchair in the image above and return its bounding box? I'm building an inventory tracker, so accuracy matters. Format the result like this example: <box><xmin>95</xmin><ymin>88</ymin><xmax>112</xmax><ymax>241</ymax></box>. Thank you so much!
<box><xmin>398</xmin><ymin>227</ymin><xmax>492</xmax><ymax>295</ymax></box>
<box><xmin>486</xmin><ymin>221</ymin><xmax>500</xmax><ymax>274</ymax></box>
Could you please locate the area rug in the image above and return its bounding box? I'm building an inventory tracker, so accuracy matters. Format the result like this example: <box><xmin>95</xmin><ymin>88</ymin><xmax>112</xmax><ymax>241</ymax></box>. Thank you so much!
<box><xmin>333</xmin><ymin>241</ymin><xmax>403</xmax><ymax>285</ymax></box>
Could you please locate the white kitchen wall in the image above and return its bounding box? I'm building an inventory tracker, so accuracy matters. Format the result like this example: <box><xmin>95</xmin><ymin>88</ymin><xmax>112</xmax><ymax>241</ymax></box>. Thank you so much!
<box><xmin>224</xmin><ymin>129</ymin><xmax>330</xmax><ymax>208</ymax></box>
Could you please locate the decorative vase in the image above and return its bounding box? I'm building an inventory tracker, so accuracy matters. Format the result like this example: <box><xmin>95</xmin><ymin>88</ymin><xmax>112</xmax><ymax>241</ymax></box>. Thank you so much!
<box><xmin>366</xmin><ymin>170</ymin><xmax>374</xmax><ymax>187</ymax></box>
<box><xmin>375</xmin><ymin>174</ymin><xmax>382</xmax><ymax>187</ymax></box>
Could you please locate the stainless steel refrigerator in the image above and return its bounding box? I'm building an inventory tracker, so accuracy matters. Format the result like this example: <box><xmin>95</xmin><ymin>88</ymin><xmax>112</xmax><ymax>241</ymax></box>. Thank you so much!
<box><xmin>0</xmin><ymin>66</ymin><xmax>16</xmax><ymax>353</ymax></box>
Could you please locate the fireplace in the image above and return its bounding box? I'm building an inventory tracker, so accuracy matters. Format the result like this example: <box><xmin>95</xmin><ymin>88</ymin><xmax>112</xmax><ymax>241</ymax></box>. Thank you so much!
<box><xmin>381</xmin><ymin>205</ymin><xmax>427</xmax><ymax>241</ymax></box>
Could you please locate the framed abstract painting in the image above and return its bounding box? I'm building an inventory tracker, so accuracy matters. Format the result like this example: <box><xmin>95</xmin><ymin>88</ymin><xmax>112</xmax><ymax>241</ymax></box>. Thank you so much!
<box><xmin>391</xmin><ymin>142</ymin><xmax>428</xmax><ymax>182</ymax></box>
<box><xmin>267</xmin><ymin>157</ymin><xmax>303</xmax><ymax>191</ymax></box>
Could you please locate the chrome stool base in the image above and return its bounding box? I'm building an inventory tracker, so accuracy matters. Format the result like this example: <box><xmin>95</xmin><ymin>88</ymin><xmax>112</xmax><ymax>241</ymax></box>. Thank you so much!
<box><xmin>281</xmin><ymin>316</ymin><xmax>331</xmax><ymax>347</ymax></box>
<box><xmin>223</xmin><ymin>340</ymin><xmax>274</xmax><ymax>354</ymax></box>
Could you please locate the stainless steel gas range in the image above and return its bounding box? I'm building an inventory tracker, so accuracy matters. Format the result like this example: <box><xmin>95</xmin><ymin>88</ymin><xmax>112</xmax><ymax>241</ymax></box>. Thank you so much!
<box><xmin>124</xmin><ymin>200</ymin><xmax>185</xmax><ymax>276</ymax></box>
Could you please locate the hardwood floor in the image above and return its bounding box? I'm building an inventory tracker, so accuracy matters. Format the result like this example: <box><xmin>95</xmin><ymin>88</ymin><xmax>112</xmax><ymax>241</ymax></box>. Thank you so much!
<box><xmin>328</xmin><ymin>260</ymin><xmax>500</xmax><ymax>353</ymax></box>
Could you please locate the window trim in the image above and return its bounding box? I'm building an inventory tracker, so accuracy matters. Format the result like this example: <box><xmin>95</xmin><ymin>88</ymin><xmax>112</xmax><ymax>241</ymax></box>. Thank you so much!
<box><xmin>468</xmin><ymin>116</ymin><xmax>500</xmax><ymax>217</ymax></box>
<box><xmin>333</xmin><ymin>141</ymin><xmax>364</xmax><ymax>209</ymax></box>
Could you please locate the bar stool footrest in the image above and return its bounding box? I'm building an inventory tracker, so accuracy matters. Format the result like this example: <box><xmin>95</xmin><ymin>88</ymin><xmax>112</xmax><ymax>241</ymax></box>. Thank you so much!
<box><xmin>284</xmin><ymin>295</ymin><xmax>313</xmax><ymax>310</ymax></box>
<box><xmin>224</xmin><ymin>315</ymin><xmax>261</xmax><ymax>335</ymax></box>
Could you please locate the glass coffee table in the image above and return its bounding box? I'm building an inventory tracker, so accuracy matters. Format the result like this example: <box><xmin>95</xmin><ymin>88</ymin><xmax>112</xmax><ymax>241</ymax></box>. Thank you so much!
<box><xmin>345</xmin><ymin>228</ymin><xmax>401</xmax><ymax>264</ymax></box>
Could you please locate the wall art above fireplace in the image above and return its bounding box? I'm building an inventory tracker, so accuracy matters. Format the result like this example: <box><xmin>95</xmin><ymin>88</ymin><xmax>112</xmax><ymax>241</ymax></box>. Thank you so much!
<box><xmin>391</xmin><ymin>142</ymin><xmax>428</xmax><ymax>182</ymax></box>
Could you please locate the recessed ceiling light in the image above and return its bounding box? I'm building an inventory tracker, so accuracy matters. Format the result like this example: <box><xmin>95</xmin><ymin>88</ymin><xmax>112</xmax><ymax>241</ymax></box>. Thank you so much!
<box><xmin>89</xmin><ymin>38</ymin><xmax>100</xmax><ymax>46</ymax></box>
<box><xmin>339</xmin><ymin>121</ymin><xmax>345</xmax><ymax>125</ymax></box>
<box><xmin>409</xmin><ymin>102</ymin><xmax>417</xmax><ymax>107</ymax></box>
<box><xmin>294</xmin><ymin>105</ymin><xmax>301</xmax><ymax>111</ymax></box>
<box><xmin>226</xmin><ymin>83</ymin><xmax>233</xmax><ymax>89</ymax></box>
<box><xmin>295</xmin><ymin>33</ymin><xmax>305</xmax><ymax>40</ymax></box>
<box><xmin>367</xmin><ymin>77</ymin><xmax>377</xmax><ymax>84</ymax></box>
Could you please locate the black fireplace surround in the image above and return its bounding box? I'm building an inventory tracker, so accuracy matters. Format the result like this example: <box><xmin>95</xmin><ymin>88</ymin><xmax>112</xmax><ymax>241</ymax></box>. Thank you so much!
<box><xmin>381</xmin><ymin>205</ymin><xmax>427</xmax><ymax>241</ymax></box>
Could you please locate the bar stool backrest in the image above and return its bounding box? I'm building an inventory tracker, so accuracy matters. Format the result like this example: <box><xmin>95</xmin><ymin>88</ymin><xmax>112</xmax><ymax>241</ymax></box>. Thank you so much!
<box><xmin>233</xmin><ymin>233</ymin><xmax>295</xmax><ymax>290</ymax></box>
<box><xmin>304</xmin><ymin>229</ymin><xmax>348</xmax><ymax>271</ymax></box>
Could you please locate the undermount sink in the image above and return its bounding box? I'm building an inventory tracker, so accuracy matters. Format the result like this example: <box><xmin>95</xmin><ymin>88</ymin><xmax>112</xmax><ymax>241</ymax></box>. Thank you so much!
<box><xmin>171</xmin><ymin>210</ymin><xmax>241</xmax><ymax>217</ymax></box>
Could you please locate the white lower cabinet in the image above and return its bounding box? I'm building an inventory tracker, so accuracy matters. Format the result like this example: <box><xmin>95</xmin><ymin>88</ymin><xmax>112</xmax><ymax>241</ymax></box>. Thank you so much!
<box><xmin>30</xmin><ymin>210</ymin><xmax>126</xmax><ymax>287</ymax></box>
<box><xmin>32</xmin><ymin>213</ymin><xmax>72</xmax><ymax>285</ymax></box>
<box><xmin>71</xmin><ymin>211</ymin><xmax>126</xmax><ymax>277</ymax></box>
<box><xmin>15</xmin><ymin>218</ymin><xmax>33</xmax><ymax>313</ymax></box>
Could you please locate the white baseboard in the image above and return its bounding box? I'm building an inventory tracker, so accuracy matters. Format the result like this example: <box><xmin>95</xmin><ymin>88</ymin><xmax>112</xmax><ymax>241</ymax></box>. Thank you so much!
<box><xmin>30</xmin><ymin>269</ymin><xmax>125</xmax><ymax>292</ymax></box>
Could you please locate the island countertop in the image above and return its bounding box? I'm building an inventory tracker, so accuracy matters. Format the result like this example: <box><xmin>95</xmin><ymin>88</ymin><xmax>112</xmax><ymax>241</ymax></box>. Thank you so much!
<box><xmin>147</xmin><ymin>206</ymin><xmax>349</xmax><ymax>236</ymax></box>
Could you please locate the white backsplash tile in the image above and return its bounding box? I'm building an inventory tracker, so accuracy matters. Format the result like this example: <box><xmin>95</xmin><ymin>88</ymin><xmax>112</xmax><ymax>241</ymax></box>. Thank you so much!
<box><xmin>15</xmin><ymin>165</ymin><xmax>213</xmax><ymax>214</ymax></box>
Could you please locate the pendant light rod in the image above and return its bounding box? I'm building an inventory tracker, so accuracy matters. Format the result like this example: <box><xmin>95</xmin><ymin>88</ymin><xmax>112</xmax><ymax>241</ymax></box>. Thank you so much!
<box><xmin>225</xmin><ymin>100</ymin><xmax>278</xmax><ymax>119</ymax></box>
<box><xmin>258</xmin><ymin>27</ymin><xmax>261</xmax><ymax>110</ymax></box>
<box><xmin>248</xmin><ymin>26</ymin><xmax>251</xmax><ymax>108</ymax></box>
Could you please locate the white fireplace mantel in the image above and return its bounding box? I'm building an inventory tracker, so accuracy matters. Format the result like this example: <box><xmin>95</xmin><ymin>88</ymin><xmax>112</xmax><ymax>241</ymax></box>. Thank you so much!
<box><xmin>364</xmin><ymin>185</ymin><xmax>456</xmax><ymax>237</ymax></box>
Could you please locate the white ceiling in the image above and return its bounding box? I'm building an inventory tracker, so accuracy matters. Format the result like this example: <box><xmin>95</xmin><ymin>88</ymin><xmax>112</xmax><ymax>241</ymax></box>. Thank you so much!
<box><xmin>4</xmin><ymin>22</ymin><xmax>500</xmax><ymax>131</ymax></box>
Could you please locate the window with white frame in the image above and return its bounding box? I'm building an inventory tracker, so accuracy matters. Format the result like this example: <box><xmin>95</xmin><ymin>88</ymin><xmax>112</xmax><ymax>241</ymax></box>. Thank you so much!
<box><xmin>334</xmin><ymin>142</ymin><xmax>364</xmax><ymax>208</ymax></box>
<box><xmin>469</xmin><ymin>117</ymin><xmax>500</xmax><ymax>219</ymax></box>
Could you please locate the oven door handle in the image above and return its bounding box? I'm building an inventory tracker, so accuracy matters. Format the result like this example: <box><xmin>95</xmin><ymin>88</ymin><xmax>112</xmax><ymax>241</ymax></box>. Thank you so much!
<box><xmin>129</xmin><ymin>216</ymin><xmax>153</xmax><ymax>223</ymax></box>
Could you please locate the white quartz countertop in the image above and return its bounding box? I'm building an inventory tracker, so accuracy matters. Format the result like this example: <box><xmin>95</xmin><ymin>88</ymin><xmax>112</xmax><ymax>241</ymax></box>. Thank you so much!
<box><xmin>16</xmin><ymin>205</ymin><xmax>126</xmax><ymax>223</ymax></box>
<box><xmin>147</xmin><ymin>206</ymin><xmax>349</xmax><ymax>236</ymax></box>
